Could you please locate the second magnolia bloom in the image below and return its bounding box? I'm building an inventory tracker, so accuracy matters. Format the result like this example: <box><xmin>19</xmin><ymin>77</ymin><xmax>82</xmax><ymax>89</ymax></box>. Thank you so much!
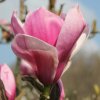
<box><xmin>11</xmin><ymin>6</ymin><xmax>89</xmax><ymax>85</ymax></box>
<box><xmin>0</xmin><ymin>64</ymin><xmax>16</xmax><ymax>100</ymax></box>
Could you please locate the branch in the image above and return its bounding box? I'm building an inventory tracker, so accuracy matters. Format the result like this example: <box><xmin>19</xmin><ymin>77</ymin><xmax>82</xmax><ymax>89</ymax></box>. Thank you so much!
<box><xmin>48</xmin><ymin>0</ymin><xmax>56</xmax><ymax>12</ymax></box>
<box><xmin>0</xmin><ymin>0</ymin><xmax>5</xmax><ymax>3</ymax></box>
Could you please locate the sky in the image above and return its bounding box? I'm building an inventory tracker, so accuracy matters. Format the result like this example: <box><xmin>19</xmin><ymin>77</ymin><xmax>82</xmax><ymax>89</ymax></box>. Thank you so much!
<box><xmin>0</xmin><ymin>0</ymin><xmax>100</xmax><ymax>66</ymax></box>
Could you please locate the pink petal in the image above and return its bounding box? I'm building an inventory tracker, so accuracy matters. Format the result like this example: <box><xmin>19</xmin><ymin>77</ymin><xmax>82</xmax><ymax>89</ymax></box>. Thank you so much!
<box><xmin>11</xmin><ymin>11</ymin><xmax>25</xmax><ymax>35</ymax></box>
<box><xmin>20</xmin><ymin>59</ymin><xmax>34</xmax><ymax>75</ymax></box>
<box><xmin>23</xmin><ymin>7</ymin><xmax>64</xmax><ymax>45</ymax></box>
<box><xmin>0</xmin><ymin>64</ymin><xmax>16</xmax><ymax>100</ymax></box>
<box><xmin>55</xmin><ymin>6</ymin><xmax>86</xmax><ymax>81</ymax></box>
<box><xmin>12</xmin><ymin>34</ymin><xmax>58</xmax><ymax>84</ymax></box>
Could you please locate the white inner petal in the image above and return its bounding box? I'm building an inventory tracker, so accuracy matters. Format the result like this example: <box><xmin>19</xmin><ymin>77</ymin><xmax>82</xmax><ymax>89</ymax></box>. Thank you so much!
<box><xmin>70</xmin><ymin>33</ymin><xmax>86</xmax><ymax>59</ymax></box>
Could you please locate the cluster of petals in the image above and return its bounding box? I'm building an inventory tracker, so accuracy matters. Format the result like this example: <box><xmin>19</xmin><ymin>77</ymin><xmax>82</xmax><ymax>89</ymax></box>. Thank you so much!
<box><xmin>0</xmin><ymin>64</ymin><xmax>16</xmax><ymax>100</ymax></box>
<box><xmin>11</xmin><ymin>6</ymin><xmax>89</xmax><ymax>85</ymax></box>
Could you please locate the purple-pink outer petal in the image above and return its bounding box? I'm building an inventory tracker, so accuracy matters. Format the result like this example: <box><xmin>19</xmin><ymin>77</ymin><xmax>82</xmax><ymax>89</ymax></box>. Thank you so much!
<box><xmin>12</xmin><ymin>34</ymin><xmax>59</xmax><ymax>85</ymax></box>
<box><xmin>57</xmin><ymin>79</ymin><xmax>65</xmax><ymax>100</ymax></box>
<box><xmin>54</xmin><ymin>6</ymin><xmax>86</xmax><ymax>81</ymax></box>
<box><xmin>11</xmin><ymin>11</ymin><xmax>25</xmax><ymax>35</ymax></box>
<box><xmin>0</xmin><ymin>64</ymin><xmax>16</xmax><ymax>100</ymax></box>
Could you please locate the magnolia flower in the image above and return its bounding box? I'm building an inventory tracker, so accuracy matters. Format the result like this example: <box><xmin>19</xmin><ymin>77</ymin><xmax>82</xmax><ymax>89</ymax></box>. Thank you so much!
<box><xmin>11</xmin><ymin>6</ymin><xmax>89</xmax><ymax>85</ymax></box>
<box><xmin>0</xmin><ymin>19</ymin><xmax>12</xmax><ymax>32</ymax></box>
<box><xmin>0</xmin><ymin>64</ymin><xmax>16</xmax><ymax>100</ymax></box>
<box><xmin>0</xmin><ymin>19</ymin><xmax>13</xmax><ymax>42</ymax></box>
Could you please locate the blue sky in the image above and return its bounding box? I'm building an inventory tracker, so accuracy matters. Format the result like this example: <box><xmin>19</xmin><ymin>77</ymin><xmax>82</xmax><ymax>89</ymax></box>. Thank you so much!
<box><xmin>0</xmin><ymin>0</ymin><xmax>100</xmax><ymax>66</ymax></box>
<box><xmin>80</xmin><ymin>0</ymin><xmax>100</xmax><ymax>44</ymax></box>
<box><xmin>80</xmin><ymin>0</ymin><xmax>100</xmax><ymax>28</ymax></box>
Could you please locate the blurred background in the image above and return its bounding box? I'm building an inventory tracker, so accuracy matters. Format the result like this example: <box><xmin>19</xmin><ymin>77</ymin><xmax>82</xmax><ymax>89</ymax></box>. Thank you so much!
<box><xmin>0</xmin><ymin>0</ymin><xmax>100</xmax><ymax>100</ymax></box>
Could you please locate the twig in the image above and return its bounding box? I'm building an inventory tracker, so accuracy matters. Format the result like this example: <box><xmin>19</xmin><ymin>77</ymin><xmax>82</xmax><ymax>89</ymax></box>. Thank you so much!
<box><xmin>48</xmin><ymin>0</ymin><xmax>56</xmax><ymax>12</ymax></box>
<box><xmin>58</xmin><ymin>4</ymin><xmax>64</xmax><ymax>15</ymax></box>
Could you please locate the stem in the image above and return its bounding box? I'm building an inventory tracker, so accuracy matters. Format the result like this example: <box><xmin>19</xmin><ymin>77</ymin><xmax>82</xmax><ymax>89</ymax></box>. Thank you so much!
<box><xmin>14</xmin><ymin>57</ymin><xmax>21</xmax><ymax>76</ymax></box>
<box><xmin>40</xmin><ymin>86</ymin><xmax>51</xmax><ymax>100</ymax></box>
